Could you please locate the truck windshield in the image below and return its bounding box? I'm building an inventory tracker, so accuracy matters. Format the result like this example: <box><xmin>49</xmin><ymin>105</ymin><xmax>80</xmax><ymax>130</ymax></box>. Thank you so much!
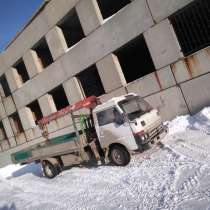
<box><xmin>118</xmin><ymin>97</ymin><xmax>152</xmax><ymax>121</ymax></box>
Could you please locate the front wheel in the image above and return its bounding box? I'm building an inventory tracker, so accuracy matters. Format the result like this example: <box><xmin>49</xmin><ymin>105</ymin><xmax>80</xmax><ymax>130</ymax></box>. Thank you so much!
<box><xmin>109</xmin><ymin>145</ymin><xmax>130</xmax><ymax>166</ymax></box>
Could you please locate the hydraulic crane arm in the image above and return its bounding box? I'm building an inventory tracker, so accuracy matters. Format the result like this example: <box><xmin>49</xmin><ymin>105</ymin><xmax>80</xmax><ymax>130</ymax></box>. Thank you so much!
<box><xmin>38</xmin><ymin>96</ymin><xmax>100</xmax><ymax>127</ymax></box>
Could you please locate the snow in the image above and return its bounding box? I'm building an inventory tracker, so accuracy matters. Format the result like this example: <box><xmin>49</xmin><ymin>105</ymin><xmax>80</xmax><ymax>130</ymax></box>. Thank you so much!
<box><xmin>1</xmin><ymin>108</ymin><xmax>210</xmax><ymax>210</ymax></box>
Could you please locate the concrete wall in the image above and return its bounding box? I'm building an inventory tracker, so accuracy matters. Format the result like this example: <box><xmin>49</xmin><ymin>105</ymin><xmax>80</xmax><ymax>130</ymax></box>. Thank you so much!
<box><xmin>1</xmin><ymin>0</ymin><xmax>210</xmax><ymax>167</ymax></box>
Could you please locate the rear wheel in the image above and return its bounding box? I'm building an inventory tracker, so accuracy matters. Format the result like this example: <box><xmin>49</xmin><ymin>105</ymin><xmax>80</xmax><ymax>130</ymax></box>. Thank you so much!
<box><xmin>42</xmin><ymin>161</ymin><xmax>60</xmax><ymax>179</ymax></box>
<box><xmin>109</xmin><ymin>145</ymin><xmax>130</xmax><ymax>166</ymax></box>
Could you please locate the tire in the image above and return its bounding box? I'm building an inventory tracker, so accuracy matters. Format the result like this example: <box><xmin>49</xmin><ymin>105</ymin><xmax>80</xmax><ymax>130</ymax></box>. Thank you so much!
<box><xmin>42</xmin><ymin>161</ymin><xmax>60</xmax><ymax>179</ymax></box>
<box><xmin>109</xmin><ymin>145</ymin><xmax>130</xmax><ymax>166</ymax></box>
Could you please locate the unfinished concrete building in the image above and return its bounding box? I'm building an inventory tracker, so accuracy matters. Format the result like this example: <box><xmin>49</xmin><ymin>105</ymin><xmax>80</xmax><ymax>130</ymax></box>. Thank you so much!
<box><xmin>0</xmin><ymin>0</ymin><xmax>210</xmax><ymax>166</ymax></box>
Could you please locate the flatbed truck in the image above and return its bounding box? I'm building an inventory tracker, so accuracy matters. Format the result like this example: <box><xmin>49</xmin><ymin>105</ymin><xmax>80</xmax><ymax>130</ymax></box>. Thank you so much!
<box><xmin>11</xmin><ymin>93</ymin><xmax>168</xmax><ymax>178</ymax></box>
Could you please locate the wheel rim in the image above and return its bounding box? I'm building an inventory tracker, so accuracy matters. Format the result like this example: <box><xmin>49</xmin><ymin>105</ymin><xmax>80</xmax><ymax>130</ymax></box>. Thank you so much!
<box><xmin>45</xmin><ymin>164</ymin><xmax>54</xmax><ymax>177</ymax></box>
<box><xmin>112</xmin><ymin>149</ymin><xmax>123</xmax><ymax>165</ymax></box>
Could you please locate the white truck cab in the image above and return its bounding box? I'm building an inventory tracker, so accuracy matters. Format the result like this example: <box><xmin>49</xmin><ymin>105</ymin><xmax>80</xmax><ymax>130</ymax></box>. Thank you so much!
<box><xmin>93</xmin><ymin>93</ymin><xmax>168</xmax><ymax>158</ymax></box>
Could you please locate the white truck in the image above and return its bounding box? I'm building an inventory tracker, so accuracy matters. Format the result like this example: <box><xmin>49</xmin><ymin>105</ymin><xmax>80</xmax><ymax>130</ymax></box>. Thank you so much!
<box><xmin>11</xmin><ymin>93</ymin><xmax>168</xmax><ymax>178</ymax></box>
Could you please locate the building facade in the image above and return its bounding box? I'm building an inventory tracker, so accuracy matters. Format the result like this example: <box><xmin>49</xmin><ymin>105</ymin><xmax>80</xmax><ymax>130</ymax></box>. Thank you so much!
<box><xmin>0</xmin><ymin>0</ymin><xmax>210</xmax><ymax>166</ymax></box>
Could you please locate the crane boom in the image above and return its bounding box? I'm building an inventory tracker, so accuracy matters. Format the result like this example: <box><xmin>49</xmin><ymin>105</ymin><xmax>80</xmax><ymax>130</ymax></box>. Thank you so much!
<box><xmin>38</xmin><ymin>96</ymin><xmax>100</xmax><ymax>127</ymax></box>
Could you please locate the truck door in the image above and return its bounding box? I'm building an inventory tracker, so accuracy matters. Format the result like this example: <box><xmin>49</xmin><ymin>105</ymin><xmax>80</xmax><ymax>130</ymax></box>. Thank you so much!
<box><xmin>95</xmin><ymin>107</ymin><xmax>138</xmax><ymax>151</ymax></box>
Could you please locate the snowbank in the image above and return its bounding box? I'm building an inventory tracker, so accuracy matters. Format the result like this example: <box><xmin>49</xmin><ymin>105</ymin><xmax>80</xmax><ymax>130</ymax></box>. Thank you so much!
<box><xmin>0</xmin><ymin>163</ymin><xmax>42</xmax><ymax>179</ymax></box>
<box><xmin>0</xmin><ymin>164</ymin><xmax>24</xmax><ymax>179</ymax></box>
<box><xmin>168</xmin><ymin>106</ymin><xmax>210</xmax><ymax>135</ymax></box>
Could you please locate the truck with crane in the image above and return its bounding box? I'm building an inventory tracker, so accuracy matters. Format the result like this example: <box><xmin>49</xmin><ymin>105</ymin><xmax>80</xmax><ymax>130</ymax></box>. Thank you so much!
<box><xmin>11</xmin><ymin>93</ymin><xmax>168</xmax><ymax>178</ymax></box>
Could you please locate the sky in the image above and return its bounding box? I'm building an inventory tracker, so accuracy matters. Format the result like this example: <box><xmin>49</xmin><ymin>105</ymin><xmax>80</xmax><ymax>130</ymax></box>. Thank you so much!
<box><xmin>0</xmin><ymin>0</ymin><xmax>43</xmax><ymax>52</ymax></box>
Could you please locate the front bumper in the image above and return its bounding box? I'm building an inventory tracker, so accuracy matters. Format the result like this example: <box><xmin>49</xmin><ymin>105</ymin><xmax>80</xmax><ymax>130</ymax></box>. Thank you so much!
<box><xmin>136</xmin><ymin>124</ymin><xmax>168</xmax><ymax>146</ymax></box>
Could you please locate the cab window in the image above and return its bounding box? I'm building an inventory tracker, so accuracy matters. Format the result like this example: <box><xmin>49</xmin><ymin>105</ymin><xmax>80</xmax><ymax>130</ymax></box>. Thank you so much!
<box><xmin>97</xmin><ymin>108</ymin><xmax>115</xmax><ymax>126</ymax></box>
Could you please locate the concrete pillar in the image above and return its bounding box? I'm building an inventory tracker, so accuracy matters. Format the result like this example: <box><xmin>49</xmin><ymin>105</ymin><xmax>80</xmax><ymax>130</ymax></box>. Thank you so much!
<box><xmin>96</xmin><ymin>54</ymin><xmax>126</xmax><ymax>93</ymax></box>
<box><xmin>0</xmin><ymin>128</ymin><xmax>6</xmax><ymax>141</ymax></box>
<box><xmin>0</xmin><ymin>84</ymin><xmax>5</xmax><ymax>98</ymax></box>
<box><xmin>38</xmin><ymin>94</ymin><xmax>57</xmax><ymax>116</ymax></box>
<box><xmin>2</xmin><ymin>118</ymin><xmax>14</xmax><ymax>138</ymax></box>
<box><xmin>23</xmin><ymin>50</ymin><xmax>43</xmax><ymax>78</ymax></box>
<box><xmin>147</xmin><ymin>0</ymin><xmax>194</xmax><ymax>23</ymax></box>
<box><xmin>156</xmin><ymin>66</ymin><xmax>176</xmax><ymax>89</ymax></box>
<box><xmin>18</xmin><ymin>107</ymin><xmax>36</xmax><ymax>130</ymax></box>
<box><xmin>0</xmin><ymin>102</ymin><xmax>6</xmax><ymax>120</ymax></box>
<box><xmin>3</xmin><ymin>96</ymin><xmax>16</xmax><ymax>116</ymax></box>
<box><xmin>15</xmin><ymin>133</ymin><xmax>26</xmax><ymax>145</ymax></box>
<box><xmin>144</xmin><ymin>19</ymin><xmax>183</xmax><ymax>69</ymax></box>
<box><xmin>1</xmin><ymin>140</ymin><xmax>10</xmax><ymax>151</ymax></box>
<box><xmin>5</xmin><ymin>68</ymin><xmax>22</xmax><ymax>92</ymax></box>
<box><xmin>46</xmin><ymin>26</ymin><xmax>68</xmax><ymax>60</ymax></box>
<box><xmin>76</xmin><ymin>0</ymin><xmax>103</xmax><ymax>36</ymax></box>
<box><xmin>8</xmin><ymin>137</ymin><xmax>16</xmax><ymax>147</ymax></box>
<box><xmin>63</xmin><ymin>77</ymin><xmax>84</xmax><ymax>104</ymax></box>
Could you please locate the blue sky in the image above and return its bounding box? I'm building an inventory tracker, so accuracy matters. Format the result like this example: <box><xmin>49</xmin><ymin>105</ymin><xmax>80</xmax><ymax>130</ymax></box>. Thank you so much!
<box><xmin>0</xmin><ymin>0</ymin><xmax>43</xmax><ymax>52</ymax></box>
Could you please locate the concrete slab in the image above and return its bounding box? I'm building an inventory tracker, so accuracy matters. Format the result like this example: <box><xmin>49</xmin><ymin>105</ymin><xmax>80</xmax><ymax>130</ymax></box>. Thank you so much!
<box><xmin>147</xmin><ymin>0</ymin><xmax>194</xmax><ymax>23</ymax></box>
<box><xmin>1</xmin><ymin>140</ymin><xmax>10</xmax><ymax>151</ymax></box>
<box><xmin>2</xmin><ymin>118</ymin><xmax>14</xmax><ymax>138</ymax></box>
<box><xmin>100</xmin><ymin>87</ymin><xmax>127</xmax><ymax>103</ymax></box>
<box><xmin>3</xmin><ymin>96</ymin><xmax>16</xmax><ymax>116</ymax></box>
<box><xmin>144</xmin><ymin>86</ymin><xmax>189</xmax><ymax>121</ymax></box>
<box><xmin>96</xmin><ymin>54</ymin><xmax>126</xmax><ymax>93</ymax></box>
<box><xmin>183</xmin><ymin>49</ymin><xmax>210</xmax><ymax>78</ymax></box>
<box><xmin>61</xmin><ymin>0</ymin><xmax>154</xmax><ymax>78</ymax></box>
<box><xmin>8</xmin><ymin>137</ymin><xmax>16</xmax><ymax>148</ymax></box>
<box><xmin>144</xmin><ymin>19</ymin><xmax>183</xmax><ymax>69</ymax></box>
<box><xmin>171</xmin><ymin>47</ymin><xmax>210</xmax><ymax>84</ymax></box>
<box><xmin>46</xmin><ymin>26</ymin><xmax>68</xmax><ymax>60</ymax></box>
<box><xmin>23</xmin><ymin>50</ymin><xmax>43</xmax><ymax>78</ymax></box>
<box><xmin>13</xmin><ymin>60</ymin><xmax>67</xmax><ymax>109</ymax></box>
<box><xmin>126</xmin><ymin>73</ymin><xmax>161</xmax><ymax>97</ymax></box>
<box><xmin>180</xmin><ymin>73</ymin><xmax>210</xmax><ymax>114</ymax></box>
<box><xmin>157</xmin><ymin>66</ymin><xmax>176</xmax><ymax>89</ymax></box>
<box><xmin>76</xmin><ymin>0</ymin><xmax>103</xmax><ymax>36</ymax></box>
<box><xmin>15</xmin><ymin>133</ymin><xmax>27</xmax><ymax>145</ymax></box>
<box><xmin>171</xmin><ymin>60</ymin><xmax>191</xmax><ymax>84</ymax></box>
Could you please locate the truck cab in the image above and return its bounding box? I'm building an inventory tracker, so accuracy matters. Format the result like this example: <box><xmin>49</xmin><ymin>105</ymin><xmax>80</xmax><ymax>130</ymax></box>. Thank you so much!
<box><xmin>93</xmin><ymin>93</ymin><xmax>168</xmax><ymax>165</ymax></box>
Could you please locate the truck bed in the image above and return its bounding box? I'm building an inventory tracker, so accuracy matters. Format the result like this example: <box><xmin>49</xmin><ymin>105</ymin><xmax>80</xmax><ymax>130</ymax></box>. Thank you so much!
<box><xmin>11</xmin><ymin>133</ymin><xmax>86</xmax><ymax>164</ymax></box>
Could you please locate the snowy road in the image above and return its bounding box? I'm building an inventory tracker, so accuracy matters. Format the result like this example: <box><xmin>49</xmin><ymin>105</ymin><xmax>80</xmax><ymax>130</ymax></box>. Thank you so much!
<box><xmin>1</xmin><ymin>108</ymin><xmax>210</xmax><ymax>210</ymax></box>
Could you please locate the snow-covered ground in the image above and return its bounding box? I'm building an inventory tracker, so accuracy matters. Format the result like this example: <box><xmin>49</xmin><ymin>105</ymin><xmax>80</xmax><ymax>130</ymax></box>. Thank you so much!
<box><xmin>1</xmin><ymin>108</ymin><xmax>210</xmax><ymax>210</ymax></box>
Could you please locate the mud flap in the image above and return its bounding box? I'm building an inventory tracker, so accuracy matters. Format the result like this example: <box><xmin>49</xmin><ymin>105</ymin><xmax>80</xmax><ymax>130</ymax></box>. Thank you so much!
<box><xmin>89</xmin><ymin>141</ymin><xmax>101</xmax><ymax>164</ymax></box>
<box><xmin>104</xmin><ymin>147</ymin><xmax>109</xmax><ymax>164</ymax></box>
